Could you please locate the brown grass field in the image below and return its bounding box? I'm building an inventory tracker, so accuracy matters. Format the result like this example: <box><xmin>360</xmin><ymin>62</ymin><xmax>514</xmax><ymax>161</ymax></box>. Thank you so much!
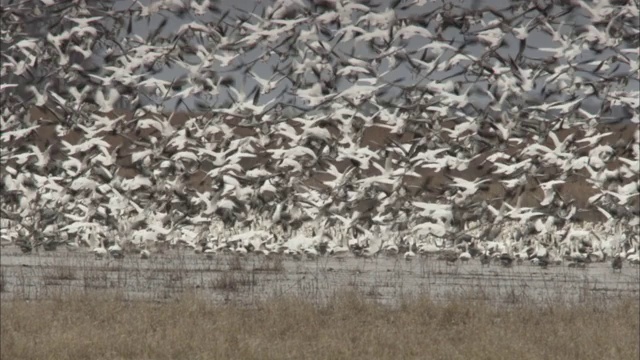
<box><xmin>1</xmin><ymin>291</ymin><xmax>639</xmax><ymax>360</ymax></box>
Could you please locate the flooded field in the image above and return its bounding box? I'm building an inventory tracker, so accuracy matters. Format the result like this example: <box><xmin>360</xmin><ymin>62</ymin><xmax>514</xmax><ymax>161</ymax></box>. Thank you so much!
<box><xmin>2</xmin><ymin>246</ymin><xmax>638</xmax><ymax>306</ymax></box>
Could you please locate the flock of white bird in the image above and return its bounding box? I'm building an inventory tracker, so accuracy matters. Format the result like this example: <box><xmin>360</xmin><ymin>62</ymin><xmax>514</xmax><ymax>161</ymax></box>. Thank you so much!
<box><xmin>1</xmin><ymin>0</ymin><xmax>639</xmax><ymax>272</ymax></box>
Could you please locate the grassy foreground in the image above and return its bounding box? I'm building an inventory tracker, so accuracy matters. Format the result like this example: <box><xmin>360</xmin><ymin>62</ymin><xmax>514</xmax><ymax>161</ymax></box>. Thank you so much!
<box><xmin>1</xmin><ymin>292</ymin><xmax>638</xmax><ymax>360</ymax></box>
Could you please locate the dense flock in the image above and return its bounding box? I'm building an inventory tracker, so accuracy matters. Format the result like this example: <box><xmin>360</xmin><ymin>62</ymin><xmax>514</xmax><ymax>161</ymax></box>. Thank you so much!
<box><xmin>1</xmin><ymin>0</ymin><xmax>639</xmax><ymax>272</ymax></box>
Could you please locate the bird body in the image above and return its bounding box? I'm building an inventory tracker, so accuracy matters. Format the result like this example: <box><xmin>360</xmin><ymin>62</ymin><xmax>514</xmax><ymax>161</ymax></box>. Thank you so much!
<box><xmin>93</xmin><ymin>245</ymin><xmax>107</xmax><ymax>260</ymax></box>
<box><xmin>108</xmin><ymin>243</ymin><xmax>124</xmax><ymax>259</ymax></box>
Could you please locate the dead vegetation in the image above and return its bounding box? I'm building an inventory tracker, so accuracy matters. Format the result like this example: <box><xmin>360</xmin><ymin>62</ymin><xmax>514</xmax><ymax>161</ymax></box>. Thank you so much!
<box><xmin>0</xmin><ymin>267</ymin><xmax>5</xmax><ymax>293</ymax></box>
<box><xmin>1</xmin><ymin>290</ymin><xmax>638</xmax><ymax>360</ymax></box>
<box><xmin>82</xmin><ymin>268</ymin><xmax>109</xmax><ymax>290</ymax></box>
<box><xmin>226</xmin><ymin>256</ymin><xmax>244</xmax><ymax>271</ymax></box>
<box><xmin>210</xmin><ymin>271</ymin><xmax>256</xmax><ymax>292</ymax></box>
<box><xmin>253</xmin><ymin>256</ymin><xmax>286</xmax><ymax>273</ymax></box>
<box><xmin>41</xmin><ymin>265</ymin><xmax>77</xmax><ymax>284</ymax></box>
<box><xmin>1</xmin><ymin>250</ymin><xmax>638</xmax><ymax>359</ymax></box>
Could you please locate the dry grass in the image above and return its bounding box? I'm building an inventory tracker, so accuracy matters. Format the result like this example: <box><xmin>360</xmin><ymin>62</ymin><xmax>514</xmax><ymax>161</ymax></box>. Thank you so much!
<box><xmin>1</xmin><ymin>250</ymin><xmax>639</xmax><ymax>359</ymax></box>
<box><xmin>226</xmin><ymin>256</ymin><xmax>244</xmax><ymax>271</ymax></box>
<box><xmin>42</xmin><ymin>265</ymin><xmax>77</xmax><ymax>284</ymax></box>
<box><xmin>253</xmin><ymin>255</ymin><xmax>286</xmax><ymax>273</ymax></box>
<box><xmin>82</xmin><ymin>268</ymin><xmax>109</xmax><ymax>290</ymax></box>
<box><xmin>1</xmin><ymin>291</ymin><xmax>638</xmax><ymax>360</ymax></box>
<box><xmin>210</xmin><ymin>271</ymin><xmax>256</xmax><ymax>292</ymax></box>
<box><xmin>0</xmin><ymin>267</ymin><xmax>5</xmax><ymax>293</ymax></box>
